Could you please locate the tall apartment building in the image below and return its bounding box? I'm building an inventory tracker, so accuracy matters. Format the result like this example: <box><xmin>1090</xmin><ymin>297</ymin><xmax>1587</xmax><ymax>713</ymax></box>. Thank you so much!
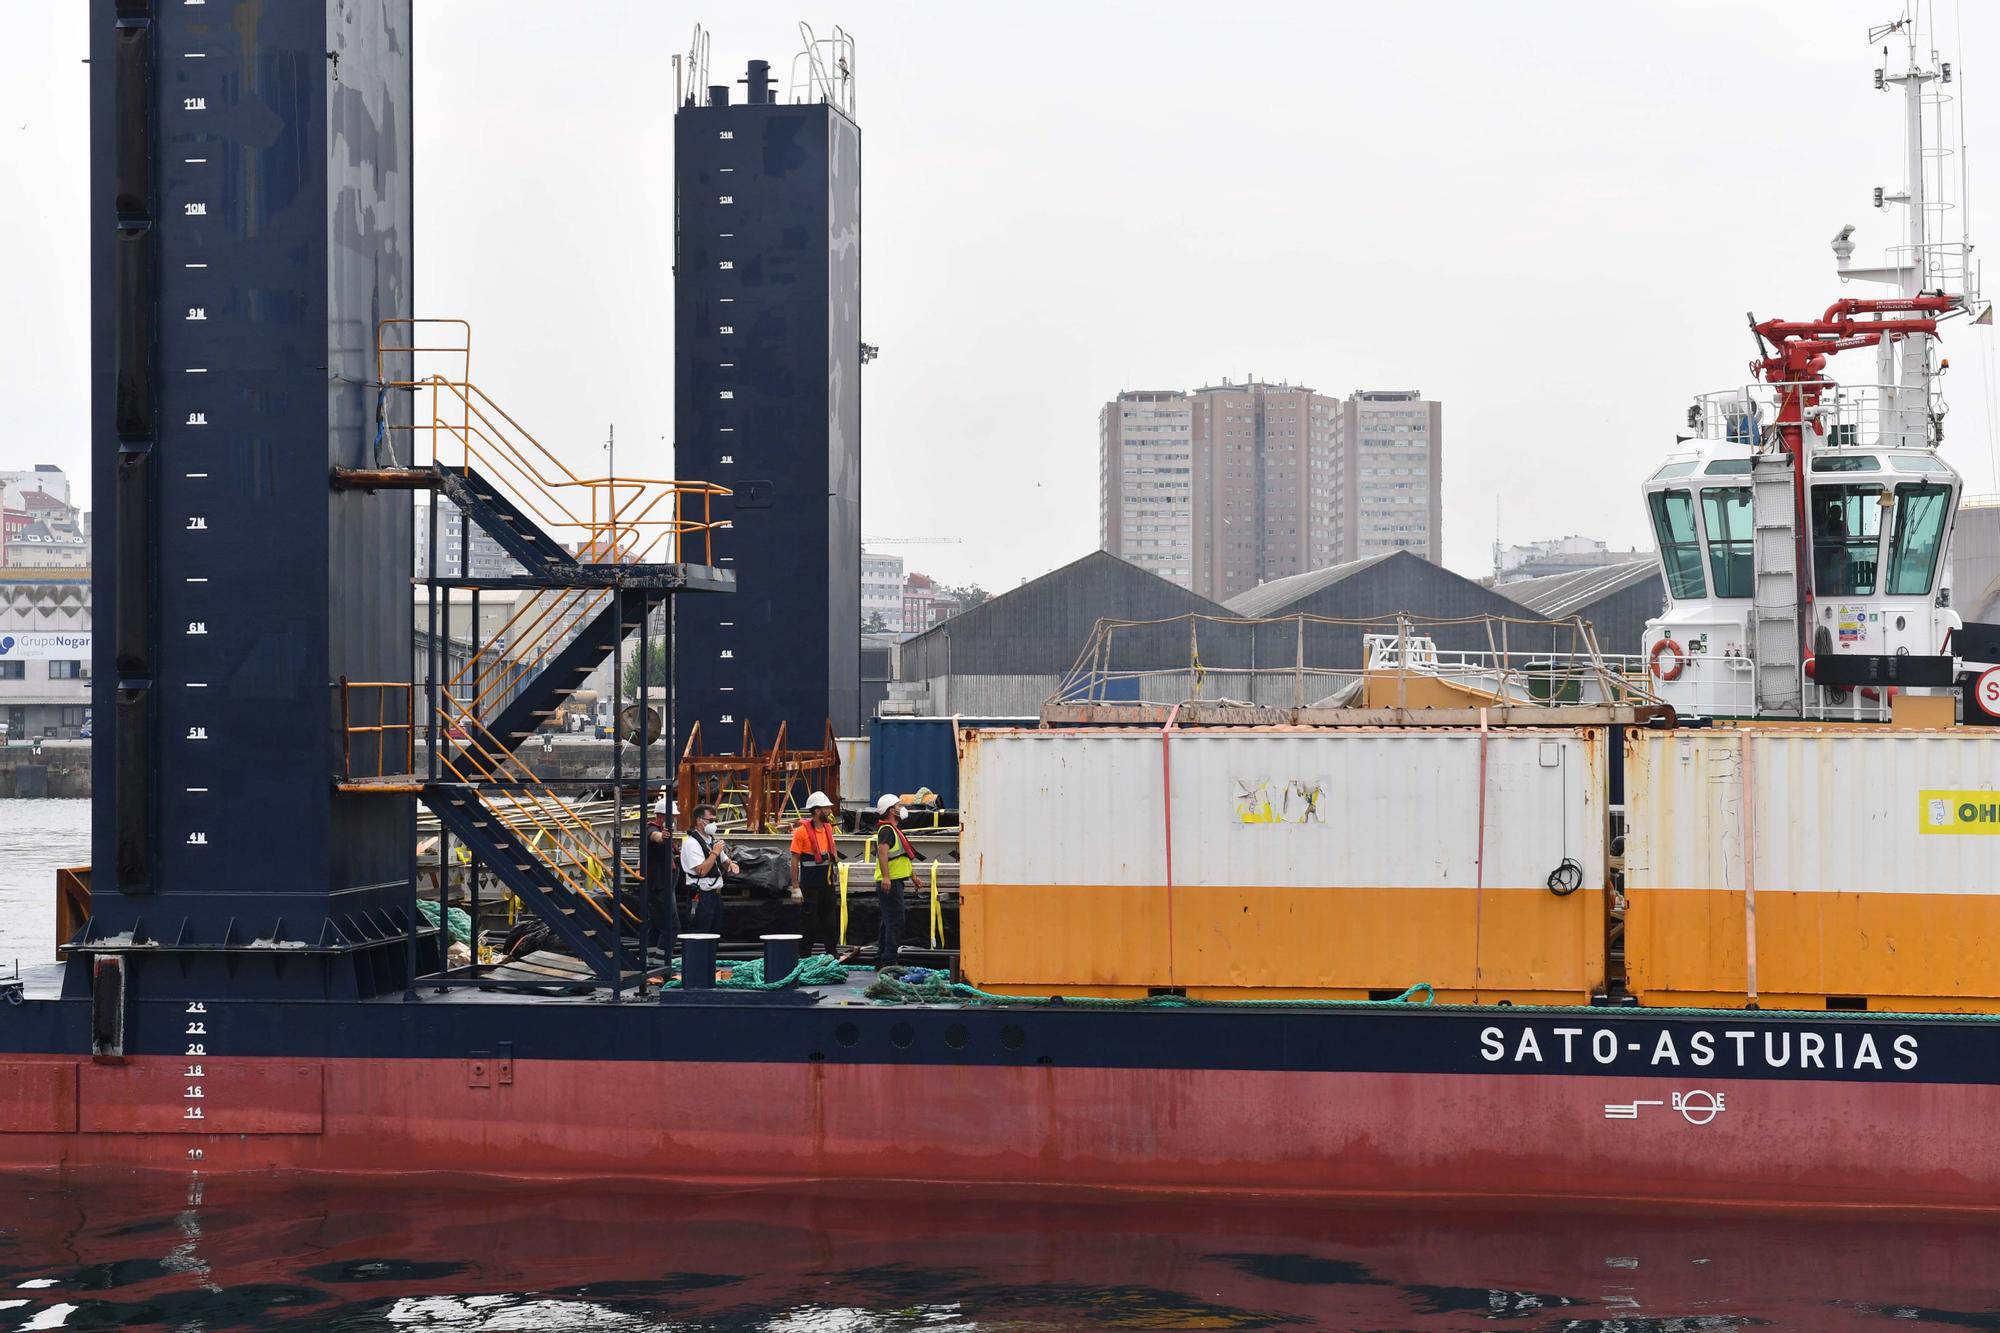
<box><xmin>1099</xmin><ymin>381</ymin><xmax>1442</xmax><ymax>601</ymax></box>
<box><xmin>1336</xmin><ymin>389</ymin><xmax>1442</xmax><ymax>565</ymax></box>
<box><xmin>1188</xmin><ymin>380</ymin><xmax>1346</xmax><ymax>601</ymax></box>
<box><xmin>1099</xmin><ymin>390</ymin><xmax>1194</xmax><ymax>586</ymax></box>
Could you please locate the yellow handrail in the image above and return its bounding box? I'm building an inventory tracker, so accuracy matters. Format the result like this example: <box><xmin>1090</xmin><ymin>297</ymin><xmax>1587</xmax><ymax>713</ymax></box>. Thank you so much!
<box><xmin>434</xmin><ymin>692</ymin><xmax>640</xmax><ymax>928</ymax></box>
<box><xmin>377</xmin><ymin>319</ymin><xmax>730</xmax><ymax>568</ymax></box>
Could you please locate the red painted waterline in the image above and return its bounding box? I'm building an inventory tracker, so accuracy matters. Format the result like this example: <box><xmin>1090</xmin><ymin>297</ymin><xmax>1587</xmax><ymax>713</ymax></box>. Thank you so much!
<box><xmin>2</xmin><ymin>1055</ymin><xmax>1995</xmax><ymax>1209</ymax></box>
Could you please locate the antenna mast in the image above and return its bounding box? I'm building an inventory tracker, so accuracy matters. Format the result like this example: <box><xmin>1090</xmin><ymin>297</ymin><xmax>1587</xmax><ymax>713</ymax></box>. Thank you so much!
<box><xmin>1836</xmin><ymin>11</ymin><xmax>1983</xmax><ymax>446</ymax></box>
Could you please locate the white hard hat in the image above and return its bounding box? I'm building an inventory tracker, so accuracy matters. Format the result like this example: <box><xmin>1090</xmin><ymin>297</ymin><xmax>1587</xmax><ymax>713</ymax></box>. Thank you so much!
<box><xmin>804</xmin><ymin>791</ymin><xmax>834</xmax><ymax>811</ymax></box>
<box><xmin>876</xmin><ymin>793</ymin><xmax>900</xmax><ymax>815</ymax></box>
<box><xmin>653</xmin><ymin>795</ymin><xmax>668</xmax><ymax>815</ymax></box>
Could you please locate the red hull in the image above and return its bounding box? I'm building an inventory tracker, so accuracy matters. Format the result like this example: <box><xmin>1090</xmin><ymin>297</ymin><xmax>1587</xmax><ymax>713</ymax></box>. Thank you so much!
<box><xmin>2</xmin><ymin>1054</ymin><xmax>1994</xmax><ymax>1208</ymax></box>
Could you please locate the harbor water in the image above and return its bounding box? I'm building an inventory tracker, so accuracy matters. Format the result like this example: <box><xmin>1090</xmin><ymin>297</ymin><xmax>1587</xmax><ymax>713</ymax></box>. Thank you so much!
<box><xmin>0</xmin><ymin>798</ymin><xmax>83</xmax><ymax>967</ymax></box>
<box><xmin>5</xmin><ymin>797</ymin><xmax>2000</xmax><ymax>1331</ymax></box>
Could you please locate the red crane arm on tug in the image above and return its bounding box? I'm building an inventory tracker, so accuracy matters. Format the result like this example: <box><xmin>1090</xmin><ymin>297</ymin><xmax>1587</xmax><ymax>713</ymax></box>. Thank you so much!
<box><xmin>1750</xmin><ymin>294</ymin><xmax>1956</xmax><ymax>384</ymax></box>
<box><xmin>1739</xmin><ymin>292</ymin><xmax>1960</xmax><ymax>667</ymax></box>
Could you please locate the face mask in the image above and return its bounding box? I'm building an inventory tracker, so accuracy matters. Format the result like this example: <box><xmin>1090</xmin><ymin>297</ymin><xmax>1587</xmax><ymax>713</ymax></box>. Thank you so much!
<box><xmin>701</xmin><ymin>820</ymin><xmax>717</xmax><ymax>835</ymax></box>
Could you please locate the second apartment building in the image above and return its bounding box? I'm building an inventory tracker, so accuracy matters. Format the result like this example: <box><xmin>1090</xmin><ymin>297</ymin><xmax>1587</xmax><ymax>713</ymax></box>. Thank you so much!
<box><xmin>1101</xmin><ymin>381</ymin><xmax>1441</xmax><ymax>602</ymax></box>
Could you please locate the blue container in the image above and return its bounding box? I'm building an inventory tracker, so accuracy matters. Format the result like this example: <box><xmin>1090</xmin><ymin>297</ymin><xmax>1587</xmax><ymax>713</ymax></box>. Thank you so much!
<box><xmin>868</xmin><ymin>716</ymin><xmax>1035</xmax><ymax>811</ymax></box>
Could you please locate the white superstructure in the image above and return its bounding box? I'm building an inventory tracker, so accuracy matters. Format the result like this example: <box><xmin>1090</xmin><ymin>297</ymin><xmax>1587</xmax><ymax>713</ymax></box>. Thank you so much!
<box><xmin>1641</xmin><ymin>13</ymin><xmax>1988</xmax><ymax>720</ymax></box>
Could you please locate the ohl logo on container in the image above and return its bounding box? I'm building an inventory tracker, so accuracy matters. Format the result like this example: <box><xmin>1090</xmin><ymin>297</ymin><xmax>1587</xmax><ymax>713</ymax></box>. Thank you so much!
<box><xmin>1921</xmin><ymin>790</ymin><xmax>2000</xmax><ymax>836</ymax></box>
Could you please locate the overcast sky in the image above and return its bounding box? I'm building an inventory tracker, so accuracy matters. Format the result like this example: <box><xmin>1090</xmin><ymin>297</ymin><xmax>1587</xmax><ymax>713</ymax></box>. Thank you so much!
<box><xmin>5</xmin><ymin>2</ymin><xmax>1998</xmax><ymax>589</ymax></box>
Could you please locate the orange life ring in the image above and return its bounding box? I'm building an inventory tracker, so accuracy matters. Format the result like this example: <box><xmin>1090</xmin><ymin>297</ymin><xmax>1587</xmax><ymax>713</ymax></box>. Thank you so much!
<box><xmin>1649</xmin><ymin>638</ymin><xmax>1686</xmax><ymax>681</ymax></box>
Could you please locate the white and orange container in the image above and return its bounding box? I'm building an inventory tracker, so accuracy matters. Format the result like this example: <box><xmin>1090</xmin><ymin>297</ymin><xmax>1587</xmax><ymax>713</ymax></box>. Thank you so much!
<box><xmin>1623</xmin><ymin>726</ymin><xmax>2000</xmax><ymax>1012</ymax></box>
<box><xmin>959</xmin><ymin>726</ymin><xmax>1607</xmax><ymax>1004</ymax></box>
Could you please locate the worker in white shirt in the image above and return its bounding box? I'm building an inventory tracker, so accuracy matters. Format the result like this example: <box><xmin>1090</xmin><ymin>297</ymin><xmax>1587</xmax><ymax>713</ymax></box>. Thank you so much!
<box><xmin>680</xmin><ymin>803</ymin><xmax>738</xmax><ymax>935</ymax></box>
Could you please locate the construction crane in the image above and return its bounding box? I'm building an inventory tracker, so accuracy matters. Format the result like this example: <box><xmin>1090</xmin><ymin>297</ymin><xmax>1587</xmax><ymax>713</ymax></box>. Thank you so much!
<box><xmin>862</xmin><ymin>535</ymin><xmax>962</xmax><ymax>545</ymax></box>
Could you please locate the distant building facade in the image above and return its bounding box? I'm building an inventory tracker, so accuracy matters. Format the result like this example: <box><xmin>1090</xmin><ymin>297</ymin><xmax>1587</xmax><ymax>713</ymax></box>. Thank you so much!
<box><xmin>1099</xmin><ymin>390</ymin><xmax>1195</xmax><ymax>587</ymax></box>
<box><xmin>412</xmin><ymin>501</ymin><xmax>521</xmax><ymax>581</ymax></box>
<box><xmin>1335</xmin><ymin>389</ymin><xmax>1441</xmax><ymax>566</ymax></box>
<box><xmin>902</xmin><ymin>571</ymin><xmax>936</xmax><ymax>634</ymax></box>
<box><xmin>1494</xmin><ymin>535</ymin><xmax>1652</xmax><ymax>585</ymax></box>
<box><xmin>862</xmin><ymin>552</ymin><xmax>905</xmax><ymax>632</ymax></box>
<box><xmin>0</xmin><ymin>465</ymin><xmax>73</xmax><ymax>510</ymax></box>
<box><xmin>0</xmin><ymin>465</ymin><xmax>89</xmax><ymax>570</ymax></box>
<box><xmin>1099</xmin><ymin>382</ymin><xmax>1442</xmax><ymax>602</ymax></box>
<box><xmin>0</xmin><ymin>568</ymin><xmax>92</xmax><ymax>739</ymax></box>
<box><xmin>898</xmin><ymin>571</ymin><xmax>961</xmax><ymax>635</ymax></box>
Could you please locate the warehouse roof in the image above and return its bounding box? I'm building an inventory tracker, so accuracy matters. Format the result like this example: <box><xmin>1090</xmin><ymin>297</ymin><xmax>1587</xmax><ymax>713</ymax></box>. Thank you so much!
<box><xmin>897</xmin><ymin>551</ymin><xmax>1228</xmax><ymax>681</ymax></box>
<box><xmin>1505</xmin><ymin>559</ymin><xmax>1660</xmax><ymax>618</ymax></box>
<box><xmin>1224</xmin><ymin>553</ymin><xmax>1397</xmax><ymax>618</ymax></box>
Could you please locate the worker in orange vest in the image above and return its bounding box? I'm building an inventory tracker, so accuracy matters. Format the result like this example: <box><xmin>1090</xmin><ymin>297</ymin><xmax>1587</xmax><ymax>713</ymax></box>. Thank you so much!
<box><xmin>789</xmin><ymin>791</ymin><xmax>840</xmax><ymax>955</ymax></box>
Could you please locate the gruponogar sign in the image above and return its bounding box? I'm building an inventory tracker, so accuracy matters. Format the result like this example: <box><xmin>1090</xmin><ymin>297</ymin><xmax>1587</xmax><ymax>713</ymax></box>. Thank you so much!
<box><xmin>0</xmin><ymin>632</ymin><xmax>90</xmax><ymax>661</ymax></box>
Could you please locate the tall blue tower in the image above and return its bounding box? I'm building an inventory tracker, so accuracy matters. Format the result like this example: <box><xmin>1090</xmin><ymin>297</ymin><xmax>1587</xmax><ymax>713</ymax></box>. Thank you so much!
<box><xmin>85</xmin><ymin>0</ymin><xmax>415</xmax><ymax>997</ymax></box>
<box><xmin>674</xmin><ymin>48</ymin><xmax>863</xmax><ymax>756</ymax></box>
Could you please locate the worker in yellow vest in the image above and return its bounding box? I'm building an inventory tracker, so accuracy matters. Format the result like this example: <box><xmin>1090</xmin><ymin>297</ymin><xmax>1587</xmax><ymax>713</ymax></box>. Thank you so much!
<box><xmin>873</xmin><ymin>793</ymin><xmax>918</xmax><ymax>966</ymax></box>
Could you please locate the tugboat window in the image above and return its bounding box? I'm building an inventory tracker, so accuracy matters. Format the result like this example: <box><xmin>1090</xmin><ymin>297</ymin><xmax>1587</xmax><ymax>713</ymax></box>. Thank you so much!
<box><xmin>1648</xmin><ymin>489</ymin><xmax>1706</xmax><ymax>598</ymax></box>
<box><xmin>1810</xmin><ymin>484</ymin><xmax>1883</xmax><ymax>595</ymax></box>
<box><xmin>1701</xmin><ymin>487</ymin><xmax>1753</xmax><ymax>597</ymax></box>
<box><xmin>1885</xmin><ymin>482</ymin><xmax>1951</xmax><ymax>595</ymax></box>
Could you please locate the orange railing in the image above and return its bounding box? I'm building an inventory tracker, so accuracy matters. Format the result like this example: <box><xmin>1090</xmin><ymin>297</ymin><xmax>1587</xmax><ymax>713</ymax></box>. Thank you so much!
<box><xmin>432</xmin><ymin>690</ymin><xmax>641</xmax><ymax>929</ymax></box>
<box><xmin>447</xmin><ymin>585</ymin><xmax>607</xmax><ymax>723</ymax></box>
<box><xmin>376</xmin><ymin>318</ymin><xmax>731</xmax><ymax>568</ymax></box>
<box><xmin>339</xmin><ymin>679</ymin><xmax>417</xmax><ymax>780</ymax></box>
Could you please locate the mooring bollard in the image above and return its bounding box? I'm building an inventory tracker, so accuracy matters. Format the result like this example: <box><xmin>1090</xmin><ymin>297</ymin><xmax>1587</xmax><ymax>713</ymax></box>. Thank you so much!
<box><xmin>680</xmin><ymin>933</ymin><xmax>720</xmax><ymax>989</ymax></box>
<box><xmin>760</xmin><ymin>933</ymin><xmax>802</xmax><ymax>984</ymax></box>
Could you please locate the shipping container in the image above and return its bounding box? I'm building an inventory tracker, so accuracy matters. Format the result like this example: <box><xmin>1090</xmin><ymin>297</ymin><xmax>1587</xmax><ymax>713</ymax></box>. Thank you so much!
<box><xmin>1624</xmin><ymin>726</ymin><xmax>2000</xmax><ymax>1011</ymax></box>
<box><xmin>960</xmin><ymin>726</ymin><xmax>1607</xmax><ymax>1003</ymax></box>
<box><xmin>868</xmin><ymin>716</ymin><xmax>1036</xmax><ymax>812</ymax></box>
<box><xmin>836</xmin><ymin>736</ymin><xmax>871</xmax><ymax>809</ymax></box>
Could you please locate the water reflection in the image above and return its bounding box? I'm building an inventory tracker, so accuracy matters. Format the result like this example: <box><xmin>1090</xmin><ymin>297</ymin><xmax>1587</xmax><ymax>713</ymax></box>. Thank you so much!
<box><xmin>2</xmin><ymin>1174</ymin><xmax>1999</xmax><ymax>1330</ymax></box>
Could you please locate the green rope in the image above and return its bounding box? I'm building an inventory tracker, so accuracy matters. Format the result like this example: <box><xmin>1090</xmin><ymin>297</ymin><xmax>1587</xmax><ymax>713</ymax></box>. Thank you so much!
<box><xmin>417</xmin><ymin>898</ymin><xmax>473</xmax><ymax>948</ymax></box>
<box><xmin>719</xmin><ymin>953</ymin><xmax>852</xmax><ymax>990</ymax></box>
<box><xmin>656</xmin><ymin>953</ymin><xmax>851</xmax><ymax>991</ymax></box>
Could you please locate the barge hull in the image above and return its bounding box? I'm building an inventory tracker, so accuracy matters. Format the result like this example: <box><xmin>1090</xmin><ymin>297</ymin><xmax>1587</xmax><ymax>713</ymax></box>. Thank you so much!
<box><xmin>0</xmin><ymin>1044</ymin><xmax>1992</xmax><ymax>1208</ymax></box>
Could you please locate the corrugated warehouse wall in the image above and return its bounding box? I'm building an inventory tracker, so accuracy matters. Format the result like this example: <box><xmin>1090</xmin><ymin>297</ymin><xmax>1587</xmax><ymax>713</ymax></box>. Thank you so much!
<box><xmin>960</xmin><ymin>726</ymin><xmax>1606</xmax><ymax>1003</ymax></box>
<box><xmin>1624</xmin><ymin>726</ymin><xmax>2000</xmax><ymax>1012</ymax></box>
